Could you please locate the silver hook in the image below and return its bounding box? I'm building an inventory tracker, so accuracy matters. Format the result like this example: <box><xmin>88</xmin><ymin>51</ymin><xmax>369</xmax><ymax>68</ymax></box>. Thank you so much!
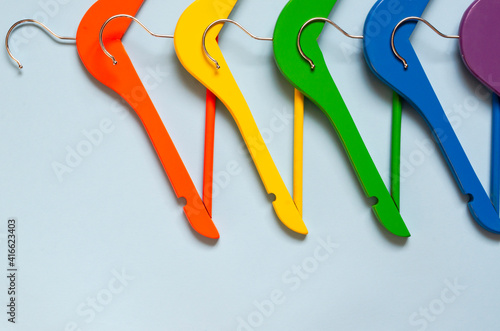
<box><xmin>100</xmin><ymin>14</ymin><xmax>173</xmax><ymax>65</ymax></box>
<box><xmin>391</xmin><ymin>16</ymin><xmax>459</xmax><ymax>69</ymax></box>
<box><xmin>203</xmin><ymin>19</ymin><xmax>272</xmax><ymax>69</ymax></box>
<box><xmin>5</xmin><ymin>19</ymin><xmax>76</xmax><ymax>69</ymax></box>
<box><xmin>298</xmin><ymin>17</ymin><xmax>363</xmax><ymax>70</ymax></box>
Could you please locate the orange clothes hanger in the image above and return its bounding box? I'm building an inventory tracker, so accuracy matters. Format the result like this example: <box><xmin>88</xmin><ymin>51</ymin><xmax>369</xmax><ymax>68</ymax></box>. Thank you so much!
<box><xmin>76</xmin><ymin>0</ymin><xmax>219</xmax><ymax>238</ymax></box>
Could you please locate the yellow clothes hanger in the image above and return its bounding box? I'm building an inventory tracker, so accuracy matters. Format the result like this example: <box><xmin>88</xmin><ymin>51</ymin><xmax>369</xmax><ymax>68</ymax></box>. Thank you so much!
<box><xmin>174</xmin><ymin>0</ymin><xmax>307</xmax><ymax>234</ymax></box>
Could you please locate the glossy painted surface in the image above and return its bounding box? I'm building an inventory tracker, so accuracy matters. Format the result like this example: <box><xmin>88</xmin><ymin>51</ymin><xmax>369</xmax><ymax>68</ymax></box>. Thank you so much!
<box><xmin>273</xmin><ymin>0</ymin><xmax>409</xmax><ymax>237</ymax></box>
<box><xmin>364</xmin><ymin>0</ymin><xmax>500</xmax><ymax>233</ymax></box>
<box><xmin>174</xmin><ymin>0</ymin><xmax>308</xmax><ymax>234</ymax></box>
<box><xmin>76</xmin><ymin>0</ymin><xmax>219</xmax><ymax>238</ymax></box>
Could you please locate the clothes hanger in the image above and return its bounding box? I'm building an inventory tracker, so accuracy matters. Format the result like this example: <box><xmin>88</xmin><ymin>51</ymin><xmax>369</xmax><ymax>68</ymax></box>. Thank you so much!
<box><xmin>176</xmin><ymin>0</ymin><xmax>306</xmax><ymax>219</ymax></box>
<box><xmin>97</xmin><ymin>3</ymin><xmax>236</xmax><ymax>222</ymax></box>
<box><xmin>452</xmin><ymin>0</ymin><xmax>500</xmax><ymax>211</ymax></box>
<box><xmin>388</xmin><ymin>3</ymin><xmax>500</xmax><ymax>232</ymax></box>
<box><xmin>175</xmin><ymin>0</ymin><xmax>308</xmax><ymax>234</ymax></box>
<box><xmin>297</xmin><ymin>18</ymin><xmax>404</xmax><ymax>212</ymax></box>
<box><xmin>5</xmin><ymin>1</ymin><xmax>220</xmax><ymax>239</ymax></box>
<box><xmin>98</xmin><ymin>11</ymin><xmax>225</xmax><ymax>220</ymax></box>
<box><xmin>391</xmin><ymin>1</ymin><xmax>500</xmax><ymax>214</ymax></box>
<box><xmin>78</xmin><ymin>0</ymin><xmax>221</xmax><ymax>239</ymax></box>
<box><xmin>201</xmin><ymin>17</ymin><xmax>308</xmax><ymax>219</ymax></box>
<box><xmin>180</xmin><ymin>0</ymin><xmax>304</xmax><ymax>220</ymax></box>
<box><xmin>202</xmin><ymin>16</ymin><xmax>307</xmax><ymax>219</ymax></box>
<box><xmin>271</xmin><ymin>0</ymin><xmax>410</xmax><ymax>237</ymax></box>
<box><xmin>363</xmin><ymin>0</ymin><xmax>500</xmax><ymax>233</ymax></box>
<box><xmin>182</xmin><ymin>1</ymin><xmax>307</xmax><ymax>223</ymax></box>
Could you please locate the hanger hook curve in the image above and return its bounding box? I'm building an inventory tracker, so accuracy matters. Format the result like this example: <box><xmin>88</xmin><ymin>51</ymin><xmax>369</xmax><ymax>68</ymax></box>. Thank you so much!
<box><xmin>5</xmin><ymin>19</ymin><xmax>76</xmax><ymax>69</ymax></box>
<box><xmin>391</xmin><ymin>16</ymin><xmax>459</xmax><ymax>70</ymax></box>
<box><xmin>203</xmin><ymin>19</ymin><xmax>273</xmax><ymax>70</ymax></box>
<box><xmin>298</xmin><ymin>17</ymin><xmax>363</xmax><ymax>70</ymax></box>
<box><xmin>99</xmin><ymin>14</ymin><xmax>173</xmax><ymax>65</ymax></box>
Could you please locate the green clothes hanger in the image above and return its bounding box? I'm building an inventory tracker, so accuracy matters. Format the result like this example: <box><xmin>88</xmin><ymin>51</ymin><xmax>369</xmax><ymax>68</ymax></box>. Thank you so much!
<box><xmin>272</xmin><ymin>0</ymin><xmax>410</xmax><ymax>237</ymax></box>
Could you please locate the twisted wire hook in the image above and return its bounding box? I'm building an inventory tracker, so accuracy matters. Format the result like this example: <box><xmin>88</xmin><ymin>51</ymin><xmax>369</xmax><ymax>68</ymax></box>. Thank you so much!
<box><xmin>298</xmin><ymin>17</ymin><xmax>363</xmax><ymax>70</ymax></box>
<box><xmin>5</xmin><ymin>19</ymin><xmax>76</xmax><ymax>69</ymax></box>
<box><xmin>391</xmin><ymin>16</ymin><xmax>459</xmax><ymax>69</ymax></box>
<box><xmin>100</xmin><ymin>14</ymin><xmax>173</xmax><ymax>65</ymax></box>
<box><xmin>203</xmin><ymin>19</ymin><xmax>273</xmax><ymax>69</ymax></box>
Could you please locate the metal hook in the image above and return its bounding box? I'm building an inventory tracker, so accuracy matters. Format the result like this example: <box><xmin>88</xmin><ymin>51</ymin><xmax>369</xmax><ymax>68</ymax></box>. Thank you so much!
<box><xmin>203</xmin><ymin>19</ymin><xmax>272</xmax><ymax>70</ymax></box>
<box><xmin>391</xmin><ymin>16</ymin><xmax>459</xmax><ymax>70</ymax></box>
<box><xmin>100</xmin><ymin>14</ymin><xmax>173</xmax><ymax>65</ymax></box>
<box><xmin>298</xmin><ymin>17</ymin><xmax>363</xmax><ymax>70</ymax></box>
<box><xmin>5</xmin><ymin>19</ymin><xmax>76</xmax><ymax>69</ymax></box>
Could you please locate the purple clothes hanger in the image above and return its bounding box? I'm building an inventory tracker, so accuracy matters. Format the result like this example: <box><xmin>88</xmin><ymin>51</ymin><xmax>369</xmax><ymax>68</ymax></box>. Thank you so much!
<box><xmin>459</xmin><ymin>0</ymin><xmax>500</xmax><ymax>210</ymax></box>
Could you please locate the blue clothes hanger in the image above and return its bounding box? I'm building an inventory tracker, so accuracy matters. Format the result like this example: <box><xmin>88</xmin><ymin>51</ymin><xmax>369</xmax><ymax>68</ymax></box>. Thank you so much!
<box><xmin>363</xmin><ymin>0</ymin><xmax>500</xmax><ymax>234</ymax></box>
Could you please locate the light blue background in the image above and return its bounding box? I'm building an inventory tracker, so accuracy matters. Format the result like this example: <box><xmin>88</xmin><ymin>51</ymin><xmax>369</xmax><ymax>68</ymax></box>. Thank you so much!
<box><xmin>0</xmin><ymin>0</ymin><xmax>498</xmax><ymax>330</ymax></box>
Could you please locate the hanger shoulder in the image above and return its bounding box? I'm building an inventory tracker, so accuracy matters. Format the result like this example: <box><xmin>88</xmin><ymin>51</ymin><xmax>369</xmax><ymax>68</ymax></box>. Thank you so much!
<box><xmin>273</xmin><ymin>0</ymin><xmax>410</xmax><ymax>237</ymax></box>
<box><xmin>364</xmin><ymin>0</ymin><xmax>500</xmax><ymax>234</ymax></box>
<box><xmin>76</xmin><ymin>0</ymin><xmax>219</xmax><ymax>239</ymax></box>
<box><xmin>174</xmin><ymin>0</ymin><xmax>308</xmax><ymax>235</ymax></box>
<box><xmin>460</xmin><ymin>0</ymin><xmax>500</xmax><ymax>211</ymax></box>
